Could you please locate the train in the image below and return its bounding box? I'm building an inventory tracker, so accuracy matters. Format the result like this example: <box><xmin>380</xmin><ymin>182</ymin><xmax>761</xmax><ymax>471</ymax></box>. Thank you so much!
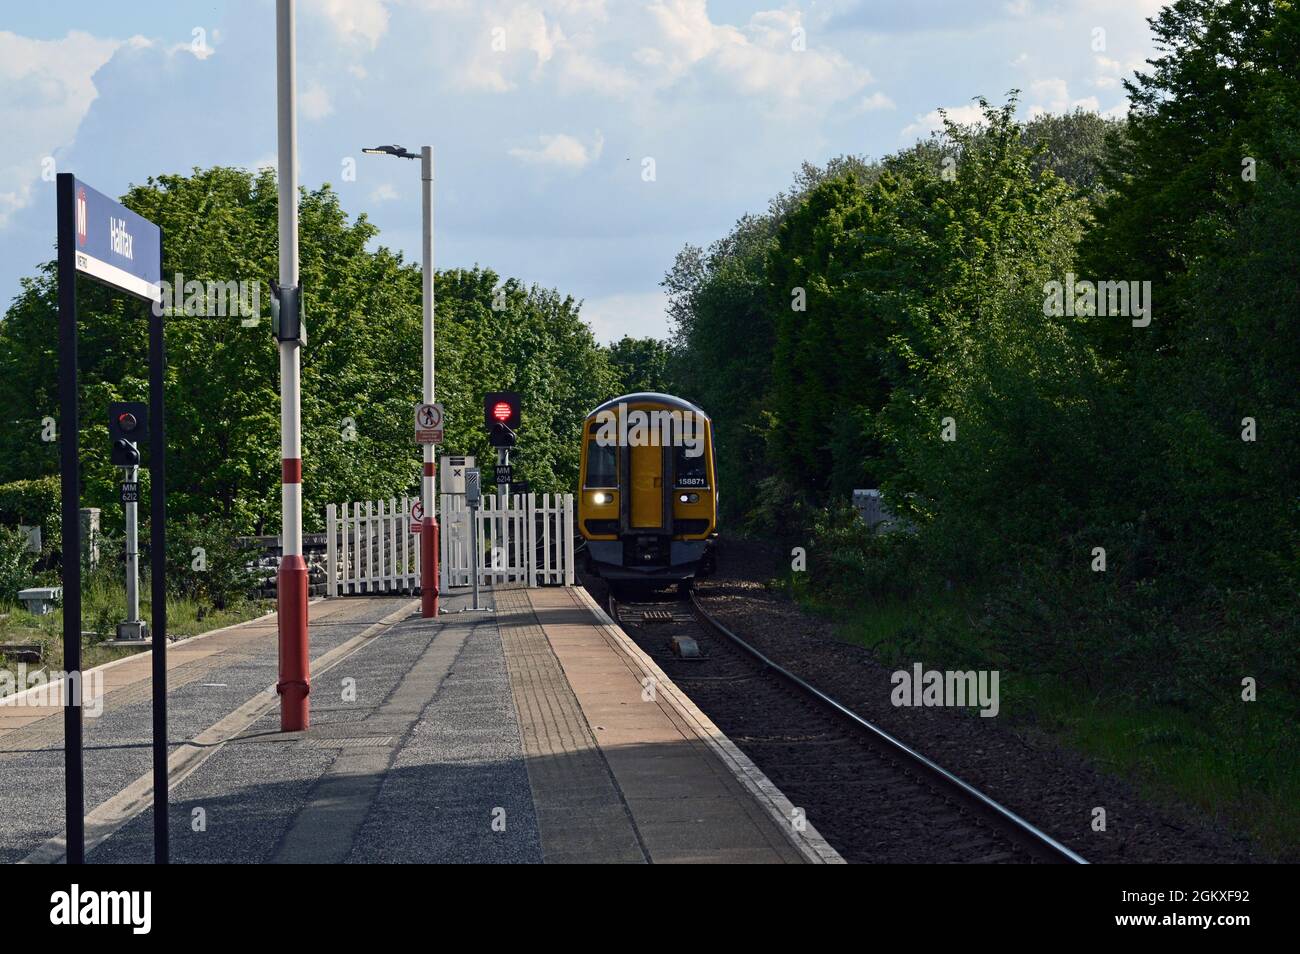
<box><xmin>577</xmin><ymin>392</ymin><xmax>718</xmax><ymax>589</ymax></box>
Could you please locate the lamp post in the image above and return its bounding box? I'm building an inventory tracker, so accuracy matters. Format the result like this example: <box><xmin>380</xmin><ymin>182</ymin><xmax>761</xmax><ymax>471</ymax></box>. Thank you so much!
<box><xmin>276</xmin><ymin>0</ymin><xmax>309</xmax><ymax>730</ymax></box>
<box><xmin>363</xmin><ymin>144</ymin><xmax>439</xmax><ymax>617</ymax></box>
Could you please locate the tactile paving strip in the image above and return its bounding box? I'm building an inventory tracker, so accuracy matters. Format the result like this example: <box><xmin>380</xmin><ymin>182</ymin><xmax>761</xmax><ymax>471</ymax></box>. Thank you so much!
<box><xmin>495</xmin><ymin>589</ymin><xmax>647</xmax><ymax>864</ymax></box>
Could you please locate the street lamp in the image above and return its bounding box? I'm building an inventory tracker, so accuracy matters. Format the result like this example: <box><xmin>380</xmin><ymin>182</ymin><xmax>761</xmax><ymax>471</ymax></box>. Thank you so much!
<box><xmin>363</xmin><ymin>145</ymin><xmax>419</xmax><ymax>160</ymax></box>
<box><xmin>364</xmin><ymin>142</ymin><xmax>439</xmax><ymax>617</ymax></box>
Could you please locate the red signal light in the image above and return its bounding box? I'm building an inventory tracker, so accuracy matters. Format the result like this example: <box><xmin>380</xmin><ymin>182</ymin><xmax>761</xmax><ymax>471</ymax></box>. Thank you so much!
<box><xmin>118</xmin><ymin>412</ymin><xmax>138</xmax><ymax>432</ymax></box>
<box><xmin>492</xmin><ymin>401</ymin><xmax>512</xmax><ymax>422</ymax></box>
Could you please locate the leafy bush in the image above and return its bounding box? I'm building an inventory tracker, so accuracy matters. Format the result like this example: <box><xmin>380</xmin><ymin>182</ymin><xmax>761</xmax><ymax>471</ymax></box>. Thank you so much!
<box><xmin>161</xmin><ymin>515</ymin><xmax>260</xmax><ymax>610</ymax></box>
<box><xmin>0</xmin><ymin>525</ymin><xmax>41</xmax><ymax>604</ymax></box>
<box><xmin>803</xmin><ymin>506</ymin><xmax>932</xmax><ymax>603</ymax></box>
<box><xmin>0</xmin><ymin>477</ymin><xmax>60</xmax><ymax>555</ymax></box>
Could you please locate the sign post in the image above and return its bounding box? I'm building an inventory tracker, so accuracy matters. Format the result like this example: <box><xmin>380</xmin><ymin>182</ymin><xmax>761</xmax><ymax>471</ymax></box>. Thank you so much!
<box><xmin>413</xmin><ymin>405</ymin><xmax>443</xmax><ymax>549</ymax></box>
<box><xmin>56</xmin><ymin>173</ymin><xmax>167</xmax><ymax>864</ymax></box>
<box><xmin>360</xmin><ymin>142</ymin><xmax>439</xmax><ymax>615</ymax></box>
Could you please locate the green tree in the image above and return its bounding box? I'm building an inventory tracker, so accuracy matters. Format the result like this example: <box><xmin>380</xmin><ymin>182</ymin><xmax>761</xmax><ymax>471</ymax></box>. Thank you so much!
<box><xmin>665</xmin><ymin>215</ymin><xmax>781</xmax><ymax>522</ymax></box>
<box><xmin>436</xmin><ymin>268</ymin><xmax>618</xmax><ymax>492</ymax></box>
<box><xmin>663</xmin><ymin>155</ymin><xmax>884</xmax><ymax>523</ymax></box>
<box><xmin>1082</xmin><ymin>0</ymin><xmax>1299</xmax><ymax>349</ymax></box>
<box><xmin>1021</xmin><ymin>108</ymin><xmax>1124</xmax><ymax>197</ymax></box>
<box><xmin>605</xmin><ymin>336</ymin><xmax>671</xmax><ymax>394</ymax></box>
<box><xmin>0</xmin><ymin>167</ymin><xmax>617</xmax><ymax>540</ymax></box>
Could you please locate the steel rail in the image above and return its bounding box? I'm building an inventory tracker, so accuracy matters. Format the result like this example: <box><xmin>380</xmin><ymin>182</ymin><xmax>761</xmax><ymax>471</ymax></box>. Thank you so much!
<box><xmin>682</xmin><ymin>592</ymin><xmax>1088</xmax><ymax>865</ymax></box>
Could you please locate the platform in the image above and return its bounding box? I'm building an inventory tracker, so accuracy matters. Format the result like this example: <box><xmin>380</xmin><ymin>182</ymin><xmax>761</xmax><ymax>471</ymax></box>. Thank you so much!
<box><xmin>0</xmin><ymin>587</ymin><xmax>839</xmax><ymax>864</ymax></box>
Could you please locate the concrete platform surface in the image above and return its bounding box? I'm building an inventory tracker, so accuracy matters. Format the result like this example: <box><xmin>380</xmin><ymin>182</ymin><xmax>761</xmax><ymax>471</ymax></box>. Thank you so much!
<box><xmin>0</xmin><ymin>587</ymin><xmax>839</xmax><ymax>864</ymax></box>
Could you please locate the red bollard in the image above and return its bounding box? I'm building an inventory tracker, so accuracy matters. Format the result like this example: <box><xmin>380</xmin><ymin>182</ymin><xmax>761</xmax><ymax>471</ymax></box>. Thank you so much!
<box><xmin>277</xmin><ymin>554</ymin><xmax>310</xmax><ymax>731</ymax></box>
<box><xmin>421</xmin><ymin>516</ymin><xmax>439</xmax><ymax>617</ymax></box>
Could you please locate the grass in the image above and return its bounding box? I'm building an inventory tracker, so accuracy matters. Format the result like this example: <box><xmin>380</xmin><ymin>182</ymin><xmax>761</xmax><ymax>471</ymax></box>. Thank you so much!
<box><xmin>784</xmin><ymin>578</ymin><xmax>1300</xmax><ymax>859</ymax></box>
<box><xmin>0</xmin><ymin>577</ymin><xmax>272</xmax><ymax>693</ymax></box>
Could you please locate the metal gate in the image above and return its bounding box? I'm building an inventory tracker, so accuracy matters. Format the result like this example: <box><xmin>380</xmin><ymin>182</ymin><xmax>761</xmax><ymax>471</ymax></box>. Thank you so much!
<box><xmin>440</xmin><ymin>492</ymin><xmax>575</xmax><ymax>588</ymax></box>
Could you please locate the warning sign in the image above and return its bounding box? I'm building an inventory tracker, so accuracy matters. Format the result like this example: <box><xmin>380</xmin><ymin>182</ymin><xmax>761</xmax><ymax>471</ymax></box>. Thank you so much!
<box><xmin>414</xmin><ymin>403</ymin><xmax>444</xmax><ymax>444</ymax></box>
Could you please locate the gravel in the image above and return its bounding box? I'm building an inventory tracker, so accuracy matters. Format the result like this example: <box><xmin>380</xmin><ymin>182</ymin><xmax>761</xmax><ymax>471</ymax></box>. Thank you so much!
<box><xmin>594</xmin><ymin>539</ymin><xmax>1261</xmax><ymax>864</ymax></box>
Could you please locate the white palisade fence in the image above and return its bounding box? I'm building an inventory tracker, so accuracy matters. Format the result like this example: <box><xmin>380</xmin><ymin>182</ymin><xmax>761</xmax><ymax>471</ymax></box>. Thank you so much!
<box><xmin>326</xmin><ymin>492</ymin><xmax>574</xmax><ymax>596</ymax></box>
<box><xmin>326</xmin><ymin>496</ymin><xmax>420</xmax><ymax>596</ymax></box>
<box><xmin>440</xmin><ymin>492</ymin><xmax>575</xmax><ymax>588</ymax></box>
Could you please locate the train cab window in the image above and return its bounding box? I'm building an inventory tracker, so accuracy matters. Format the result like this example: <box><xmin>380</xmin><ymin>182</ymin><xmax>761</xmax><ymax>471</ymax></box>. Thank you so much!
<box><xmin>674</xmin><ymin>444</ymin><xmax>708</xmax><ymax>489</ymax></box>
<box><xmin>585</xmin><ymin>441</ymin><xmax>617</xmax><ymax>488</ymax></box>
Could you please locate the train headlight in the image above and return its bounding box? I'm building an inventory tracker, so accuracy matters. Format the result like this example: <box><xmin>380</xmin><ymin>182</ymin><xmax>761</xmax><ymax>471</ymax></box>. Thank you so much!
<box><xmin>678</xmin><ymin>493</ymin><xmax>699</xmax><ymax>504</ymax></box>
<box><xmin>593</xmin><ymin>492</ymin><xmax>612</xmax><ymax>505</ymax></box>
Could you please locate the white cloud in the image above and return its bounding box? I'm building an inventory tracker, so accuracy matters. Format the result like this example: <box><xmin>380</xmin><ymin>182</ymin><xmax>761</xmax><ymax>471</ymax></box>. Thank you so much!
<box><xmin>412</xmin><ymin>1</ymin><xmax>867</xmax><ymax>110</ymax></box>
<box><xmin>1029</xmin><ymin>77</ymin><xmax>1070</xmax><ymax>112</ymax></box>
<box><xmin>580</xmin><ymin>290</ymin><xmax>670</xmax><ymax>343</ymax></box>
<box><xmin>508</xmin><ymin>131</ymin><xmax>604</xmax><ymax>169</ymax></box>
<box><xmin>300</xmin><ymin>82</ymin><xmax>334</xmax><ymax>120</ymax></box>
<box><xmin>1025</xmin><ymin>77</ymin><xmax>1111</xmax><ymax>118</ymax></box>
<box><xmin>860</xmin><ymin>91</ymin><xmax>895</xmax><ymax>112</ymax></box>
<box><xmin>558</xmin><ymin>50</ymin><xmax>638</xmax><ymax>97</ymax></box>
<box><xmin>0</xmin><ymin>29</ymin><xmax>125</xmax><ymax>228</ymax></box>
<box><xmin>316</xmin><ymin>0</ymin><xmax>391</xmax><ymax>50</ymax></box>
<box><xmin>633</xmin><ymin>47</ymin><xmax>665</xmax><ymax>67</ymax></box>
<box><xmin>900</xmin><ymin>103</ymin><xmax>988</xmax><ymax>140</ymax></box>
<box><xmin>370</xmin><ymin>183</ymin><xmax>399</xmax><ymax>201</ymax></box>
<box><xmin>1072</xmin><ymin>0</ymin><xmax>1169</xmax><ymax>15</ymax></box>
<box><xmin>646</xmin><ymin>2</ymin><xmax>871</xmax><ymax>104</ymax></box>
<box><xmin>454</xmin><ymin>4</ymin><xmax>566</xmax><ymax>92</ymax></box>
<box><xmin>1092</xmin><ymin>53</ymin><xmax>1146</xmax><ymax>90</ymax></box>
<box><xmin>169</xmin><ymin>35</ymin><xmax>215</xmax><ymax>61</ymax></box>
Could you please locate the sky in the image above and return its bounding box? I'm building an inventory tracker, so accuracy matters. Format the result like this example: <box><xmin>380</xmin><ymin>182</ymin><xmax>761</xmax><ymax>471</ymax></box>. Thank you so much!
<box><xmin>0</xmin><ymin>0</ymin><xmax>1166</xmax><ymax>343</ymax></box>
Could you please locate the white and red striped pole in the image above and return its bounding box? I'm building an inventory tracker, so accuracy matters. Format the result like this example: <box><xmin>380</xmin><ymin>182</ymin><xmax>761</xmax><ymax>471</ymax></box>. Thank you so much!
<box><xmin>275</xmin><ymin>0</ymin><xmax>309</xmax><ymax>730</ymax></box>
<box><xmin>420</xmin><ymin>145</ymin><xmax>439</xmax><ymax>617</ymax></box>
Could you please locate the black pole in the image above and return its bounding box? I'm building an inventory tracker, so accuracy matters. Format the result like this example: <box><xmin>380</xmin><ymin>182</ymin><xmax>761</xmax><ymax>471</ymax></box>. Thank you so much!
<box><xmin>55</xmin><ymin>173</ymin><xmax>85</xmax><ymax>864</ymax></box>
<box><xmin>149</xmin><ymin>264</ymin><xmax>169</xmax><ymax>864</ymax></box>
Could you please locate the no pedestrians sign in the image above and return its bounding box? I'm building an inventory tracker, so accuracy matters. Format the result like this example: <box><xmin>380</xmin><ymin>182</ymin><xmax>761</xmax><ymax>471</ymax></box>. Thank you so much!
<box><xmin>414</xmin><ymin>402</ymin><xmax>444</xmax><ymax>444</ymax></box>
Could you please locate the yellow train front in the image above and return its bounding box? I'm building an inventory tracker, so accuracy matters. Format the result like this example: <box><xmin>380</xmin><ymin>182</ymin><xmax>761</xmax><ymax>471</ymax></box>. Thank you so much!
<box><xmin>578</xmin><ymin>392</ymin><xmax>718</xmax><ymax>587</ymax></box>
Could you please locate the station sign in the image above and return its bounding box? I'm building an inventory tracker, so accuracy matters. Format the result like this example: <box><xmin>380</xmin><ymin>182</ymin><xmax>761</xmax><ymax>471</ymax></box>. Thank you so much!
<box><xmin>70</xmin><ymin>178</ymin><xmax>162</xmax><ymax>303</ymax></box>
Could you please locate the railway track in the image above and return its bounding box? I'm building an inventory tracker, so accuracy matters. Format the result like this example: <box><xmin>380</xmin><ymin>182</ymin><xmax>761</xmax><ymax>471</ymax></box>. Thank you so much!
<box><xmin>605</xmin><ymin>586</ymin><xmax>1087</xmax><ymax>865</ymax></box>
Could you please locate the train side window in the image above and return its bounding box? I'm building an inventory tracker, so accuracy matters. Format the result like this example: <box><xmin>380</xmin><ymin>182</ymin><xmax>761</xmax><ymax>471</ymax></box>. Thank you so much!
<box><xmin>674</xmin><ymin>443</ymin><xmax>708</xmax><ymax>489</ymax></box>
<box><xmin>585</xmin><ymin>441</ymin><xmax>617</xmax><ymax>488</ymax></box>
